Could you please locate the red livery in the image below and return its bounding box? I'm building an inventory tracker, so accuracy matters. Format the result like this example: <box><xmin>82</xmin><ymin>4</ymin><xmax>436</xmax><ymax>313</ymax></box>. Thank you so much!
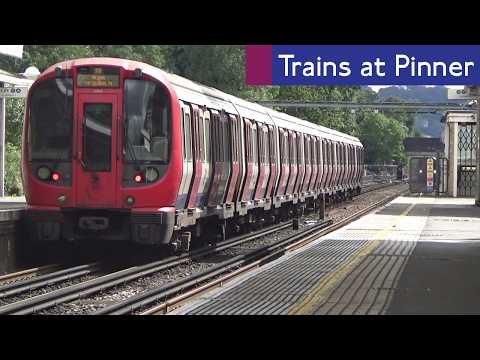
<box><xmin>22</xmin><ymin>58</ymin><xmax>364</xmax><ymax>251</ymax></box>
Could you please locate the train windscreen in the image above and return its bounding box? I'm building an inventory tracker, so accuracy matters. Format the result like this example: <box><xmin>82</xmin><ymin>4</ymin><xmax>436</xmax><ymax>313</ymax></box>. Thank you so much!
<box><xmin>28</xmin><ymin>78</ymin><xmax>73</xmax><ymax>161</ymax></box>
<box><xmin>124</xmin><ymin>79</ymin><xmax>170</xmax><ymax>163</ymax></box>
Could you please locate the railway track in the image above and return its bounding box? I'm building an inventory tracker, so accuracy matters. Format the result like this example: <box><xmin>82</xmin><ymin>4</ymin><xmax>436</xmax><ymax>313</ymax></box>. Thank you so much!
<box><xmin>0</xmin><ymin>263</ymin><xmax>101</xmax><ymax>301</ymax></box>
<box><xmin>0</xmin><ymin>220</ymin><xmax>299</xmax><ymax>315</ymax></box>
<box><xmin>0</xmin><ymin>182</ymin><xmax>405</xmax><ymax>315</ymax></box>
<box><xmin>0</xmin><ymin>264</ymin><xmax>60</xmax><ymax>285</ymax></box>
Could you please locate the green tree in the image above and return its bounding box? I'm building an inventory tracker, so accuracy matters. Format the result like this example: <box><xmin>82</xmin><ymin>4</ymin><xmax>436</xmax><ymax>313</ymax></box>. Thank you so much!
<box><xmin>359</xmin><ymin>112</ymin><xmax>406</xmax><ymax>164</ymax></box>
<box><xmin>5</xmin><ymin>143</ymin><xmax>22</xmax><ymax>196</ymax></box>
<box><xmin>6</xmin><ymin>98</ymin><xmax>25</xmax><ymax>145</ymax></box>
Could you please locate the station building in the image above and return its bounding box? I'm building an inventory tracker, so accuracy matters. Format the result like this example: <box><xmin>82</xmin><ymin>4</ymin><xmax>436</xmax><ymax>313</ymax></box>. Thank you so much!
<box><xmin>405</xmin><ymin>110</ymin><xmax>478</xmax><ymax>200</ymax></box>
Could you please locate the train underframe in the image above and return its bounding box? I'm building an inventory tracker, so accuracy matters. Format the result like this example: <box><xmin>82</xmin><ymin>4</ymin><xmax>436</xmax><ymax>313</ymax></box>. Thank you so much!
<box><xmin>24</xmin><ymin>186</ymin><xmax>361</xmax><ymax>253</ymax></box>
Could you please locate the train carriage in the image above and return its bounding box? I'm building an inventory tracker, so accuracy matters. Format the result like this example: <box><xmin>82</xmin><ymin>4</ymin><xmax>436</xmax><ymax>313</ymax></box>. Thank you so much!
<box><xmin>22</xmin><ymin>58</ymin><xmax>364</xmax><ymax>251</ymax></box>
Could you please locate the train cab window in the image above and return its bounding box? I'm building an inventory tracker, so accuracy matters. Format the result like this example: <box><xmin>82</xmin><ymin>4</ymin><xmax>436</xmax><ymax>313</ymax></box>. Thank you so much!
<box><xmin>124</xmin><ymin>79</ymin><xmax>170</xmax><ymax>163</ymax></box>
<box><xmin>82</xmin><ymin>103</ymin><xmax>112</xmax><ymax>172</ymax></box>
<box><xmin>28</xmin><ymin>78</ymin><xmax>73</xmax><ymax>161</ymax></box>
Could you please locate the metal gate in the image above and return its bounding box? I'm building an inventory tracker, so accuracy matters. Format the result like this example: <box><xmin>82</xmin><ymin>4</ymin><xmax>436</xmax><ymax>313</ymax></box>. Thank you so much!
<box><xmin>457</xmin><ymin>123</ymin><xmax>477</xmax><ymax>197</ymax></box>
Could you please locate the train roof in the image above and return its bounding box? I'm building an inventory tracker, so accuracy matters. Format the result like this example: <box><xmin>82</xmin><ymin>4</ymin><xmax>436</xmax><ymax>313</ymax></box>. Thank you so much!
<box><xmin>41</xmin><ymin>57</ymin><xmax>362</xmax><ymax>147</ymax></box>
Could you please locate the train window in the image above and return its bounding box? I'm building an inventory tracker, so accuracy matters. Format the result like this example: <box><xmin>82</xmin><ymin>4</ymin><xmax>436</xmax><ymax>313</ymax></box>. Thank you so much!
<box><xmin>82</xmin><ymin>103</ymin><xmax>112</xmax><ymax>172</ymax></box>
<box><xmin>325</xmin><ymin>141</ymin><xmax>329</xmax><ymax>165</ymax></box>
<box><xmin>204</xmin><ymin>112</ymin><xmax>210</xmax><ymax>162</ymax></box>
<box><xmin>258</xmin><ymin>126</ymin><xmax>263</xmax><ymax>164</ymax></box>
<box><xmin>224</xmin><ymin>119</ymin><xmax>229</xmax><ymax>162</ymax></box>
<box><xmin>324</xmin><ymin>141</ymin><xmax>328</xmax><ymax>165</ymax></box>
<box><xmin>245</xmin><ymin>121</ymin><xmax>250</xmax><ymax>161</ymax></box>
<box><xmin>229</xmin><ymin>116</ymin><xmax>235</xmax><ymax>162</ymax></box>
<box><xmin>199</xmin><ymin>112</ymin><xmax>205</xmax><ymax>161</ymax></box>
<box><xmin>219</xmin><ymin>118</ymin><xmax>224</xmax><ymax>162</ymax></box>
<box><xmin>269</xmin><ymin>128</ymin><xmax>275</xmax><ymax>162</ymax></box>
<box><xmin>28</xmin><ymin>78</ymin><xmax>73</xmax><ymax>161</ymax></box>
<box><xmin>181</xmin><ymin>108</ymin><xmax>187</xmax><ymax>160</ymax></box>
<box><xmin>297</xmin><ymin>134</ymin><xmax>302</xmax><ymax>165</ymax></box>
<box><xmin>184</xmin><ymin>111</ymin><xmax>192</xmax><ymax>161</ymax></box>
<box><xmin>124</xmin><ymin>79</ymin><xmax>170</xmax><ymax>163</ymax></box>
<box><xmin>311</xmin><ymin>138</ymin><xmax>315</xmax><ymax>165</ymax></box>
<box><xmin>252</xmin><ymin>124</ymin><xmax>258</xmax><ymax>164</ymax></box>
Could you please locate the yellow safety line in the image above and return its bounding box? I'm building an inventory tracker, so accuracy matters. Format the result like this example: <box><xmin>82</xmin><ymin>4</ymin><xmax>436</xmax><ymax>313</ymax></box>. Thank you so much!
<box><xmin>288</xmin><ymin>202</ymin><xmax>416</xmax><ymax>315</ymax></box>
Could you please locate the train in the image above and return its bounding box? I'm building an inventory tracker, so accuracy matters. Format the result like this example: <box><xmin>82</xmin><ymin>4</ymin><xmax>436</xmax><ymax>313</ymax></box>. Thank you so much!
<box><xmin>21</xmin><ymin>57</ymin><xmax>364</xmax><ymax>252</ymax></box>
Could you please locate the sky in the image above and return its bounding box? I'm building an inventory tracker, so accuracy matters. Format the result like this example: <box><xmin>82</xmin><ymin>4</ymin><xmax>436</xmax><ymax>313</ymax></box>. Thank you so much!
<box><xmin>368</xmin><ymin>85</ymin><xmax>464</xmax><ymax>92</ymax></box>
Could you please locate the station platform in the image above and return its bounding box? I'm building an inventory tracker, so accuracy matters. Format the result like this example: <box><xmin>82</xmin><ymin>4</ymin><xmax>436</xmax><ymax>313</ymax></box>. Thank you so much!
<box><xmin>0</xmin><ymin>197</ymin><xmax>25</xmax><ymax>221</ymax></box>
<box><xmin>173</xmin><ymin>196</ymin><xmax>480</xmax><ymax>315</ymax></box>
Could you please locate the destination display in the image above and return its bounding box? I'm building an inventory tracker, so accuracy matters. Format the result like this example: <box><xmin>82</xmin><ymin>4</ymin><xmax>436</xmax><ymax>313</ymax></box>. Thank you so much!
<box><xmin>77</xmin><ymin>67</ymin><xmax>119</xmax><ymax>88</ymax></box>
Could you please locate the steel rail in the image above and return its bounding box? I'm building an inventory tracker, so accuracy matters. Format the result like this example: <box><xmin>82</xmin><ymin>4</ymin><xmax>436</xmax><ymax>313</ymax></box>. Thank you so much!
<box><xmin>0</xmin><ymin>263</ymin><xmax>101</xmax><ymax>298</ymax></box>
<box><xmin>0</xmin><ymin>221</ymin><xmax>294</xmax><ymax>315</ymax></box>
<box><xmin>0</xmin><ymin>264</ymin><xmax>59</xmax><ymax>284</ymax></box>
<box><xmin>108</xmin><ymin>187</ymin><xmax>407</xmax><ymax>315</ymax></box>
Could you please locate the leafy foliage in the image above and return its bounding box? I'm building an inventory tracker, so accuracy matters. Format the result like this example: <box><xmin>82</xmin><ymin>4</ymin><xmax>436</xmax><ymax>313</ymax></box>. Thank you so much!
<box><xmin>5</xmin><ymin>143</ymin><xmax>22</xmax><ymax>196</ymax></box>
<box><xmin>358</xmin><ymin>112</ymin><xmax>407</xmax><ymax>164</ymax></box>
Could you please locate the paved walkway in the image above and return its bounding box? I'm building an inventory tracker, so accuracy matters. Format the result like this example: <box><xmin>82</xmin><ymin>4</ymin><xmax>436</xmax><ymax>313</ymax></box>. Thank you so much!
<box><xmin>173</xmin><ymin>197</ymin><xmax>480</xmax><ymax>315</ymax></box>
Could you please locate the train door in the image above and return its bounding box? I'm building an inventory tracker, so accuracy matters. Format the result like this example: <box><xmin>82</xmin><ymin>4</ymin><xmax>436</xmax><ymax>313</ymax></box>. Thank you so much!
<box><xmin>75</xmin><ymin>93</ymin><xmax>119</xmax><ymax>208</ymax></box>
<box><xmin>325</xmin><ymin>140</ymin><xmax>332</xmax><ymax>189</ymax></box>
<box><xmin>186</xmin><ymin>104</ymin><xmax>203</xmax><ymax>209</ymax></box>
<box><xmin>286</xmin><ymin>131</ymin><xmax>297</xmax><ymax>195</ymax></box>
<box><xmin>225</xmin><ymin>114</ymin><xmax>239</xmax><ymax>204</ymax></box>
<box><xmin>197</xmin><ymin>109</ymin><xmax>211</xmax><ymax>206</ymax></box>
<box><xmin>176</xmin><ymin>102</ymin><xmax>193</xmax><ymax>208</ymax></box>
<box><xmin>254</xmin><ymin>123</ymin><xmax>269</xmax><ymax>200</ymax></box>
<box><xmin>339</xmin><ymin>143</ymin><xmax>345</xmax><ymax>188</ymax></box>
<box><xmin>309</xmin><ymin>137</ymin><xmax>317</xmax><ymax>193</ymax></box>
<box><xmin>277</xmin><ymin>128</ymin><xmax>289</xmax><ymax>196</ymax></box>
<box><xmin>303</xmin><ymin>135</ymin><xmax>312</xmax><ymax>193</ymax></box>
<box><xmin>296</xmin><ymin>132</ymin><xmax>305</xmax><ymax>194</ymax></box>
<box><xmin>265</xmin><ymin>125</ymin><xmax>277</xmax><ymax>199</ymax></box>
<box><xmin>317</xmin><ymin>138</ymin><xmax>324</xmax><ymax>191</ymax></box>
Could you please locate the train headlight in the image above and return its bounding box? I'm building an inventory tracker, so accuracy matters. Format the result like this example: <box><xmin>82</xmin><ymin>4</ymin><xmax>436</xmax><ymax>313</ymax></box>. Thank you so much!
<box><xmin>145</xmin><ymin>167</ymin><xmax>159</xmax><ymax>183</ymax></box>
<box><xmin>37</xmin><ymin>166</ymin><xmax>51</xmax><ymax>180</ymax></box>
<box><xmin>125</xmin><ymin>196</ymin><xmax>135</xmax><ymax>206</ymax></box>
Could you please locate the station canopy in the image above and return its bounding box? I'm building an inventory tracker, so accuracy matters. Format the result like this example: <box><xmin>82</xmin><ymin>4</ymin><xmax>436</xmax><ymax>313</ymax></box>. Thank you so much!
<box><xmin>0</xmin><ymin>46</ymin><xmax>33</xmax><ymax>87</ymax></box>
<box><xmin>0</xmin><ymin>45</ymin><xmax>23</xmax><ymax>59</ymax></box>
<box><xmin>0</xmin><ymin>68</ymin><xmax>33</xmax><ymax>87</ymax></box>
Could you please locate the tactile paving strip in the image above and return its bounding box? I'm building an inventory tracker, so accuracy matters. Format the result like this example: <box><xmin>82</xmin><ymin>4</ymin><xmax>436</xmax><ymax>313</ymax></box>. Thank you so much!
<box><xmin>185</xmin><ymin>238</ymin><xmax>372</xmax><ymax>315</ymax></box>
<box><xmin>311</xmin><ymin>237</ymin><xmax>417</xmax><ymax>315</ymax></box>
<box><xmin>181</xmin><ymin>199</ymin><xmax>430</xmax><ymax>315</ymax></box>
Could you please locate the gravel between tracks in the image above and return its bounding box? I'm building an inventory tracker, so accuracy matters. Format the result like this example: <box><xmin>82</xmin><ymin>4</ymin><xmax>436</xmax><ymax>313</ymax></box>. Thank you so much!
<box><xmin>0</xmin><ymin>274</ymin><xmax>99</xmax><ymax>307</ymax></box>
<box><xmin>37</xmin><ymin>183</ymin><xmax>407</xmax><ymax>315</ymax></box>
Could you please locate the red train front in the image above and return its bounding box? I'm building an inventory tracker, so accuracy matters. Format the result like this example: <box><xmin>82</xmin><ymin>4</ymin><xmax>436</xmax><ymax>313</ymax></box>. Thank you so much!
<box><xmin>22</xmin><ymin>58</ymin><xmax>182</xmax><ymax>246</ymax></box>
